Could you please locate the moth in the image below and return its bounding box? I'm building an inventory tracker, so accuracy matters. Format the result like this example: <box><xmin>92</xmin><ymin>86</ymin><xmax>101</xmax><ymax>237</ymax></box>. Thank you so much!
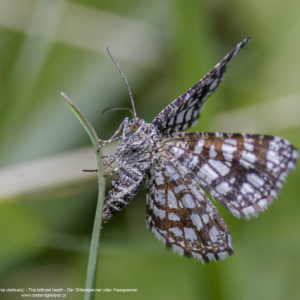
<box><xmin>100</xmin><ymin>38</ymin><xmax>298</xmax><ymax>263</ymax></box>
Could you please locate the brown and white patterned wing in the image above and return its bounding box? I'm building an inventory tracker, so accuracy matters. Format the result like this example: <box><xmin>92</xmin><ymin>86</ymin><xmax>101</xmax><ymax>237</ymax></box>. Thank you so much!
<box><xmin>160</xmin><ymin>132</ymin><xmax>298</xmax><ymax>219</ymax></box>
<box><xmin>152</xmin><ymin>38</ymin><xmax>250</xmax><ymax>135</ymax></box>
<box><xmin>146</xmin><ymin>154</ymin><xmax>233</xmax><ymax>263</ymax></box>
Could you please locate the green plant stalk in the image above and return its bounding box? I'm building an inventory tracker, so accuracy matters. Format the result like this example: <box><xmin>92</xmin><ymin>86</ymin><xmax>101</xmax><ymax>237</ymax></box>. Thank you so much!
<box><xmin>83</xmin><ymin>147</ymin><xmax>105</xmax><ymax>300</ymax></box>
<box><xmin>61</xmin><ymin>93</ymin><xmax>105</xmax><ymax>300</ymax></box>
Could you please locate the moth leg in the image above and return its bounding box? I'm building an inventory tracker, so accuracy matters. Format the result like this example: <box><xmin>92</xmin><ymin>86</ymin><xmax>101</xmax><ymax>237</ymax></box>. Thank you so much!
<box><xmin>102</xmin><ymin>154</ymin><xmax>114</xmax><ymax>158</ymax></box>
<box><xmin>116</xmin><ymin>160</ymin><xmax>145</xmax><ymax>178</ymax></box>
<box><xmin>98</xmin><ymin>136</ymin><xmax>122</xmax><ymax>149</ymax></box>
<box><xmin>104</xmin><ymin>154</ymin><xmax>118</xmax><ymax>169</ymax></box>
<box><xmin>104</xmin><ymin>165</ymin><xmax>121</xmax><ymax>177</ymax></box>
<box><xmin>98</xmin><ymin>117</ymin><xmax>129</xmax><ymax>149</ymax></box>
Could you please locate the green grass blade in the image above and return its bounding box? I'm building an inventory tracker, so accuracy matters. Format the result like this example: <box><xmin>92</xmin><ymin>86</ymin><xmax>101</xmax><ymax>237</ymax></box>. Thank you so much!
<box><xmin>61</xmin><ymin>92</ymin><xmax>100</xmax><ymax>149</ymax></box>
<box><xmin>61</xmin><ymin>92</ymin><xmax>105</xmax><ymax>300</ymax></box>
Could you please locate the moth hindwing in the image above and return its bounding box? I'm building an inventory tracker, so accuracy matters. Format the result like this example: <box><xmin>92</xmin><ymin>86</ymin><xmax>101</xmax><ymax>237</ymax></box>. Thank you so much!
<box><xmin>100</xmin><ymin>38</ymin><xmax>298</xmax><ymax>263</ymax></box>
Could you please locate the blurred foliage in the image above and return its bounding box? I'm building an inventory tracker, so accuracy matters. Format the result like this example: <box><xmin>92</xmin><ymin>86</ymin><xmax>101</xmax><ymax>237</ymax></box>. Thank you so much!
<box><xmin>0</xmin><ymin>0</ymin><xmax>300</xmax><ymax>299</ymax></box>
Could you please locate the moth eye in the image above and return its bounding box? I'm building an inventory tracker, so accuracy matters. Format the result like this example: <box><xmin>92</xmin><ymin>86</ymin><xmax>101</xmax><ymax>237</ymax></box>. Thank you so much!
<box><xmin>130</xmin><ymin>124</ymin><xmax>138</xmax><ymax>132</ymax></box>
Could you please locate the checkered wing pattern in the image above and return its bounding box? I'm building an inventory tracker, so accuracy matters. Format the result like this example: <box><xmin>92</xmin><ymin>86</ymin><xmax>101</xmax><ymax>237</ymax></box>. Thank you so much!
<box><xmin>99</xmin><ymin>38</ymin><xmax>298</xmax><ymax>263</ymax></box>
<box><xmin>146</xmin><ymin>155</ymin><xmax>233</xmax><ymax>263</ymax></box>
<box><xmin>159</xmin><ymin>132</ymin><xmax>298</xmax><ymax>219</ymax></box>
<box><xmin>152</xmin><ymin>38</ymin><xmax>250</xmax><ymax>135</ymax></box>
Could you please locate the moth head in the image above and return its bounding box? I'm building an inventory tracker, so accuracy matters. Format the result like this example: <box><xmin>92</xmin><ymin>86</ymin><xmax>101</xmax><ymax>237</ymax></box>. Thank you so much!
<box><xmin>129</xmin><ymin>118</ymin><xmax>140</xmax><ymax>132</ymax></box>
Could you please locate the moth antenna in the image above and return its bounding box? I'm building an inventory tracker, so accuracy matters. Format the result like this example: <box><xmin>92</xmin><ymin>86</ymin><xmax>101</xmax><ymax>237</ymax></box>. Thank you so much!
<box><xmin>106</xmin><ymin>47</ymin><xmax>137</xmax><ymax>118</ymax></box>
<box><xmin>102</xmin><ymin>107</ymin><xmax>135</xmax><ymax>117</ymax></box>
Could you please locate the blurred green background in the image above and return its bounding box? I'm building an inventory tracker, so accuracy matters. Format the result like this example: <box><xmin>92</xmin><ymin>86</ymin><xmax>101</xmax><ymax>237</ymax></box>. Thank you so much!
<box><xmin>0</xmin><ymin>0</ymin><xmax>300</xmax><ymax>299</ymax></box>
